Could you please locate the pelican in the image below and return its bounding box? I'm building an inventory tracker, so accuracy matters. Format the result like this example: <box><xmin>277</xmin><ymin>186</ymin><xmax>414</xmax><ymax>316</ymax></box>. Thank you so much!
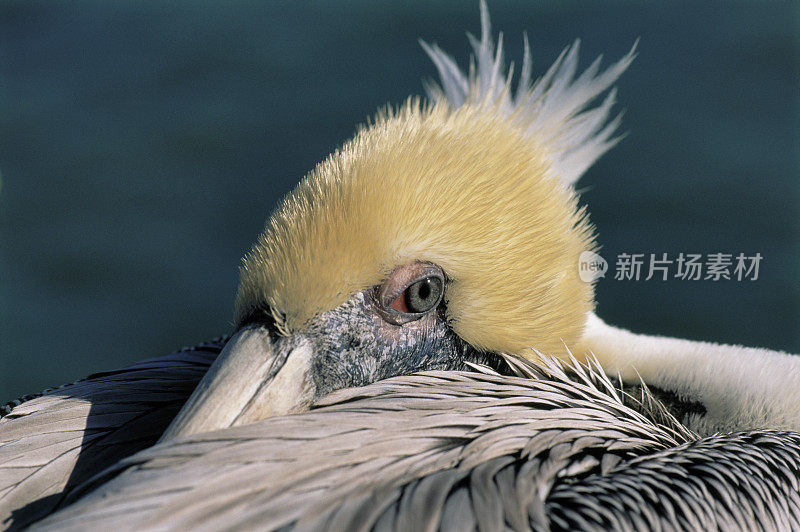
<box><xmin>2</xmin><ymin>2</ymin><xmax>799</xmax><ymax>529</ymax></box>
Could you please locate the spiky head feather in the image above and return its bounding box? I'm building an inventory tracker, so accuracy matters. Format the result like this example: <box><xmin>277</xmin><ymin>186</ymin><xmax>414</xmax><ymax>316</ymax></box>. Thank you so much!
<box><xmin>236</xmin><ymin>3</ymin><xmax>633</xmax><ymax>359</ymax></box>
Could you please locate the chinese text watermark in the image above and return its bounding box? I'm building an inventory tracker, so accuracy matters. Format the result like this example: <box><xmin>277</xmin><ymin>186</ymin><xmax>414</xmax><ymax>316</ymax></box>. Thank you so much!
<box><xmin>578</xmin><ymin>252</ymin><xmax>762</xmax><ymax>282</ymax></box>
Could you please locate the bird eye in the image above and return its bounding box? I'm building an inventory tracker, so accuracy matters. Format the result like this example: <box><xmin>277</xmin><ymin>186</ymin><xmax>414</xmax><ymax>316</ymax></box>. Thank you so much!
<box><xmin>375</xmin><ymin>263</ymin><xmax>446</xmax><ymax>325</ymax></box>
<box><xmin>391</xmin><ymin>276</ymin><xmax>443</xmax><ymax>314</ymax></box>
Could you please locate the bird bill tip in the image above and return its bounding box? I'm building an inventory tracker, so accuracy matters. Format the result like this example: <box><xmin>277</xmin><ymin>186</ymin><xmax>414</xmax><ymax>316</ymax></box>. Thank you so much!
<box><xmin>160</xmin><ymin>326</ymin><xmax>315</xmax><ymax>442</ymax></box>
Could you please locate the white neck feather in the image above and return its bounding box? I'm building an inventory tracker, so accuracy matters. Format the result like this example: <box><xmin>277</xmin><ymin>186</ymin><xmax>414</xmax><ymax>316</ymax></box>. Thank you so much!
<box><xmin>581</xmin><ymin>312</ymin><xmax>800</xmax><ymax>435</ymax></box>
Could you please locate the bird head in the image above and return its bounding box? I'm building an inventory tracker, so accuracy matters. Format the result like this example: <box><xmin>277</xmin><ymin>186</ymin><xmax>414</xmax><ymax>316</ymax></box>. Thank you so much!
<box><xmin>162</xmin><ymin>4</ymin><xmax>634</xmax><ymax>440</ymax></box>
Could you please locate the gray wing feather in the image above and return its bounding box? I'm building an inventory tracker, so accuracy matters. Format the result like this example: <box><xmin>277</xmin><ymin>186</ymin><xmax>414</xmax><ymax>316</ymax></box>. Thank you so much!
<box><xmin>29</xmin><ymin>364</ymin><xmax>800</xmax><ymax>531</ymax></box>
<box><xmin>8</xmin><ymin>357</ymin><xmax>799</xmax><ymax>531</ymax></box>
<box><xmin>0</xmin><ymin>338</ymin><xmax>225</xmax><ymax>531</ymax></box>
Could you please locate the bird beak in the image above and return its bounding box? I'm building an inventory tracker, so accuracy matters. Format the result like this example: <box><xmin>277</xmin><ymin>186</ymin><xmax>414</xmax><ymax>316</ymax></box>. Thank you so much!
<box><xmin>160</xmin><ymin>326</ymin><xmax>315</xmax><ymax>441</ymax></box>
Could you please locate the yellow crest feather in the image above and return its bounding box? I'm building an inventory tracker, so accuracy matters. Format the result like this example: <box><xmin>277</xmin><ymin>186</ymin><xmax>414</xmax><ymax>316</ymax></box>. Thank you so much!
<box><xmin>236</xmin><ymin>99</ymin><xmax>596</xmax><ymax>358</ymax></box>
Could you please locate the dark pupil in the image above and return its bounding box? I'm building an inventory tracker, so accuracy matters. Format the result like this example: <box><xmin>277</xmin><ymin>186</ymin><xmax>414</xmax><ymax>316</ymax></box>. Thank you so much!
<box><xmin>418</xmin><ymin>282</ymin><xmax>430</xmax><ymax>300</ymax></box>
<box><xmin>406</xmin><ymin>276</ymin><xmax>442</xmax><ymax>313</ymax></box>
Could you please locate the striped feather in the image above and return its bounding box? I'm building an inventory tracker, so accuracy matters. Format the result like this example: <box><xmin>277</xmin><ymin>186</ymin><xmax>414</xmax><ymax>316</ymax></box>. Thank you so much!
<box><xmin>0</xmin><ymin>339</ymin><xmax>224</xmax><ymax>531</ymax></box>
<box><xmin>28</xmin><ymin>357</ymin><xmax>800</xmax><ymax>531</ymax></box>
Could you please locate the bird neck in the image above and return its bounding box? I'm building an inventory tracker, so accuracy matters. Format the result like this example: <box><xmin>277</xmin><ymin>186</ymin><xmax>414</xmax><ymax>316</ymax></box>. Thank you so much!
<box><xmin>579</xmin><ymin>312</ymin><xmax>800</xmax><ymax>435</ymax></box>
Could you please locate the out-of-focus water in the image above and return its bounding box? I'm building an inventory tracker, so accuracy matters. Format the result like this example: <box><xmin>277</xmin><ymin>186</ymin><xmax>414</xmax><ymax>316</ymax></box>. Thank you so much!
<box><xmin>0</xmin><ymin>1</ymin><xmax>798</xmax><ymax>403</ymax></box>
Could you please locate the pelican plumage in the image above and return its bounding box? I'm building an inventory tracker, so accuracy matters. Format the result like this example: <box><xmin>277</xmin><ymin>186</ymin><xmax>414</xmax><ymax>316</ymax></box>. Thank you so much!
<box><xmin>2</xmin><ymin>2</ymin><xmax>799</xmax><ymax>529</ymax></box>
<box><xmin>16</xmin><ymin>356</ymin><xmax>800</xmax><ymax>531</ymax></box>
<box><xmin>0</xmin><ymin>339</ymin><xmax>226</xmax><ymax>529</ymax></box>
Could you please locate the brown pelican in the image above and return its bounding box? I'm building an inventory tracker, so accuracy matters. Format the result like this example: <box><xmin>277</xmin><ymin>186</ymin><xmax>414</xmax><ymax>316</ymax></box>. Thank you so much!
<box><xmin>156</xmin><ymin>1</ymin><xmax>800</xmax><ymax>441</ymax></box>
<box><xmin>2</xmin><ymin>2</ymin><xmax>799</xmax><ymax>529</ymax></box>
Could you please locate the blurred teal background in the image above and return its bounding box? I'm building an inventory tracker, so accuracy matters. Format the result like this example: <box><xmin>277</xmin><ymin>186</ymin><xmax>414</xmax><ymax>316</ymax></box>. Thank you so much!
<box><xmin>1</xmin><ymin>1</ymin><xmax>798</xmax><ymax>402</ymax></box>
